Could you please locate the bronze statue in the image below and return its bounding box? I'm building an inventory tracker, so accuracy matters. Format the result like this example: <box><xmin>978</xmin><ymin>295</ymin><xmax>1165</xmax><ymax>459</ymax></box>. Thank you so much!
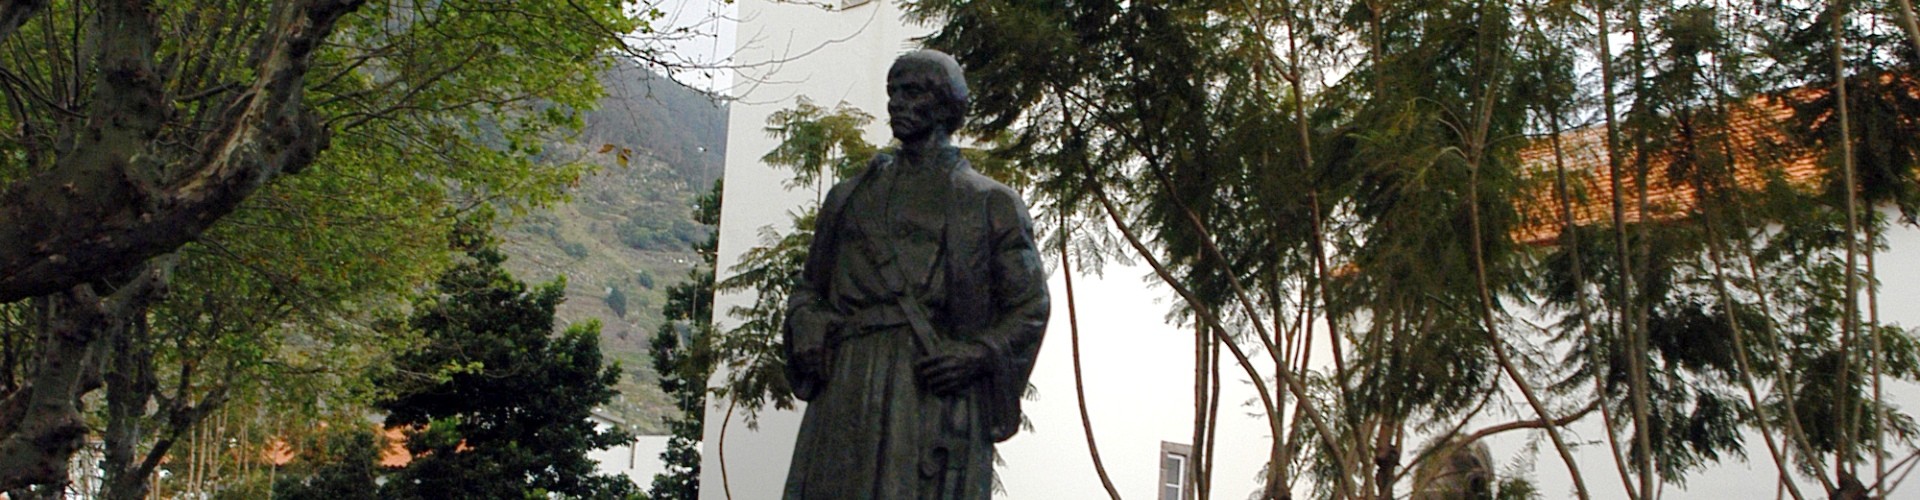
<box><xmin>780</xmin><ymin>49</ymin><xmax>1050</xmax><ymax>499</ymax></box>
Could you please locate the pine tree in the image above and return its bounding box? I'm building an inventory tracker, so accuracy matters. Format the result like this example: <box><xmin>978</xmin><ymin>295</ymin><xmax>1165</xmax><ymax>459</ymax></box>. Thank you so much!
<box><xmin>378</xmin><ymin>226</ymin><xmax>639</xmax><ymax>499</ymax></box>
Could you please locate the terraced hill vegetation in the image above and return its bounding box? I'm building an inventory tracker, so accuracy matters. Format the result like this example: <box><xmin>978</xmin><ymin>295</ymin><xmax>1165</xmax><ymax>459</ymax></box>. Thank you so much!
<box><xmin>500</xmin><ymin>62</ymin><xmax>726</xmax><ymax>433</ymax></box>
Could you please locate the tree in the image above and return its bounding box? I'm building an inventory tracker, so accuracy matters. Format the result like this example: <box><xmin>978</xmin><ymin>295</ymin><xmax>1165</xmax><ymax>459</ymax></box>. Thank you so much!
<box><xmin>648</xmin><ymin>178</ymin><xmax>722</xmax><ymax>500</ymax></box>
<box><xmin>0</xmin><ymin>0</ymin><xmax>686</xmax><ymax>490</ymax></box>
<box><xmin>377</xmin><ymin>228</ymin><xmax>638</xmax><ymax>499</ymax></box>
<box><xmin>0</xmin><ymin>0</ymin><xmax>362</xmax><ymax>303</ymax></box>
<box><xmin>897</xmin><ymin>0</ymin><xmax>1920</xmax><ymax>498</ymax></box>
<box><xmin>0</xmin><ymin>0</ymin><xmax>671</xmax><ymax>301</ymax></box>
<box><xmin>648</xmin><ymin>322</ymin><xmax>710</xmax><ymax>500</ymax></box>
<box><xmin>270</xmin><ymin>427</ymin><xmax>383</xmax><ymax>500</ymax></box>
<box><xmin>608</xmin><ymin>286</ymin><xmax>630</xmax><ymax>319</ymax></box>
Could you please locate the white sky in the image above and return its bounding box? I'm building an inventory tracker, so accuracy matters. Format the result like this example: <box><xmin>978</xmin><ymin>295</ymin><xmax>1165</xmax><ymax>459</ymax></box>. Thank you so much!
<box><xmin>639</xmin><ymin>0</ymin><xmax>737</xmax><ymax>92</ymax></box>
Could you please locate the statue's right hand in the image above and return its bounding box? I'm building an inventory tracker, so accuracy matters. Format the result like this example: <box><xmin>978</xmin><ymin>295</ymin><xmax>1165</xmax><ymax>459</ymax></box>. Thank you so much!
<box><xmin>785</xmin><ymin>303</ymin><xmax>841</xmax><ymax>386</ymax></box>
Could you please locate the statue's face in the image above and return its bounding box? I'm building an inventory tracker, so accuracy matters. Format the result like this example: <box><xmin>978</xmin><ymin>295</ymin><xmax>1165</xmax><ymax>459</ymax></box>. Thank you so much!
<box><xmin>886</xmin><ymin>68</ymin><xmax>950</xmax><ymax>142</ymax></box>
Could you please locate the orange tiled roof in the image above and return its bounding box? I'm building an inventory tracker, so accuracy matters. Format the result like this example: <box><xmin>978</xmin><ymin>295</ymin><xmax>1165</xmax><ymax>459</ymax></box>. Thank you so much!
<box><xmin>263</xmin><ymin>424</ymin><xmax>419</xmax><ymax>467</ymax></box>
<box><xmin>1511</xmin><ymin>90</ymin><xmax>1825</xmax><ymax>245</ymax></box>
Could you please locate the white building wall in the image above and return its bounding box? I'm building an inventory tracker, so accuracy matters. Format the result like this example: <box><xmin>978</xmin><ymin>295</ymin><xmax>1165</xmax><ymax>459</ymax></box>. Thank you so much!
<box><xmin>592</xmin><ymin>434</ymin><xmax>670</xmax><ymax>490</ymax></box>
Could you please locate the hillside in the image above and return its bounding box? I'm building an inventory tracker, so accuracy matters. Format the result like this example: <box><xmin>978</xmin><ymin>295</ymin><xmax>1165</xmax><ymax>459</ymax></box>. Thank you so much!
<box><xmin>500</xmin><ymin>63</ymin><xmax>726</xmax><ymax>433</ymax></box>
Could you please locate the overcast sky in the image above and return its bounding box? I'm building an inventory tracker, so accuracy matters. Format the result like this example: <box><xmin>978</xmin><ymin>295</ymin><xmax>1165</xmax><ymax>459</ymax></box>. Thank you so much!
<box><xmin>640</xmin><ymin>0</ymin><xmax>738</xmax><ymax>92</ymax></box>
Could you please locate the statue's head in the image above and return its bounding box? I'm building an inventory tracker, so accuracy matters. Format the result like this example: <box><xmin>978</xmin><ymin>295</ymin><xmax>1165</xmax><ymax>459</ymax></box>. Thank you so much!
<box><xmin>886</xmin><ymin>49</ymin><xmax>968</xmax><ymax>141</ymax></box>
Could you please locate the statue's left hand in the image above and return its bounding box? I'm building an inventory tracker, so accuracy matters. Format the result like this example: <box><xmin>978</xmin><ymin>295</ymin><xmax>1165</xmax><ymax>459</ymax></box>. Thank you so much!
<box><xmin>916</xmin><ymin>342</ymin><xmax>990</xmax><ymax>395</ymax></box>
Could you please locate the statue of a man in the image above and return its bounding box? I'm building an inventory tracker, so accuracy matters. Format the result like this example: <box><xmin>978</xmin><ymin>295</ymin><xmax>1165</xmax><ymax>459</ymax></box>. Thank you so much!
<box><xmin>780</xmin><ymin>49</ymin><xmax>1050</xmax><ymax>499</ymax></box>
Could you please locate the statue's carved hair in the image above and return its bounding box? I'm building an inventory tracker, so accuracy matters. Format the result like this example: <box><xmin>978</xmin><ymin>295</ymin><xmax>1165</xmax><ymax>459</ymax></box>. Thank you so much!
<box><xmin>889</xmin><ymin>49</ymin><xmax>969</xmax><ymax>132</ymax></box>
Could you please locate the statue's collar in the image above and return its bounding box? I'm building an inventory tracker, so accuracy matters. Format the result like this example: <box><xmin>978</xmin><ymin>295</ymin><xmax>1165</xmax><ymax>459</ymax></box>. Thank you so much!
<box><xmin>890</xmin><ymin>145</ymin><xmax>962</xmax><ymax>174</ymax></box>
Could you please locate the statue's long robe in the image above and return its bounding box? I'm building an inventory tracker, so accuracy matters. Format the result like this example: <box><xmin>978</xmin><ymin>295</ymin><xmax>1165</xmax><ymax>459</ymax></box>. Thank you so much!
<box><xmin>781</xmin><ymin>148</ymin><xmax>1049</xmax><ymax>500</ymax></box>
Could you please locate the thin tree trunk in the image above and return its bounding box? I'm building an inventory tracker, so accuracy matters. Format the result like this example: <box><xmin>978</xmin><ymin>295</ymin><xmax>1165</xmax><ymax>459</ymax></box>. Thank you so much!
<box><xmin>1194</xmin><ymin>321</ymin><xmax>1209</xmax><ymax>500</ymax></box>
<box><xmin>1461</xmin><ymin>99</ymin><xmax>1591</xmax><ymax>500</ymax></box>
<box><xmin>1625</xmin><ymin>3</ymin><xmax>1661</xmax><ymax>494</ymax></box>
<box><xmin>1089</xmin><ymin>179</ymin><xmax>1356</xmax><ymax>497</ymax></box>
<box><xmin>1689</xmin><ymin>76</ymin><xmax>1811</xmax><ymax>500</ymax></box>
<box><xmin>1737</xmin><ymin>243</ymin><xmax>1838</xmax><ymax>493</ymax></box>
<box><xmin>1588</xmin><ymin>2</ymin><xmax>1655</xmax><ymax>495</ymax></box>
<box><xmin>1893</xmin><ymin>0</ymin><xmax>1920</xmax><ymax>60</ymax></box>
<box><xmin>103</xmin><ymin>311</ymin><xmax>156</xmax><ymax>500</ymax></box>
<box><xmin>1450</xmin><ymin>13</ymin><xmax>1590</xmax><ymax>492</ymax></box>
<box><xmin>1205</xmin><ymin>335</ymin><xmax>1221</xmax><ymax>499</ymax></box>
<box><xmin>1549</xmin><ymin>108</ymin><xmax>1642</xmax><ymax>500</ymax></box>
<box><xmin>1372</xmin><ymin>420</ymin><xmax>1399</xmax><ymax>500</ymax></box>
<box><xmin>719</xmin><ymin>399</ymin><xmax>735</xmax><ymax>500</ymax></box>
<box><xmin>1830</xmin><ymin>0</ymin><xmax>1863</xmax><ymax>485</ymax></box>
<box><xmin>1057</xmin><ymin>78</ymin><xmax>1350</xmax><ymax>492</ymax></box>
<box><xmin>1269</xmin><ymin>3</ymin><xmax>1317</xmax><ymax>494</ymax></box>
<box><xmin>1126</xmin><ymin>158</ymin><xmax>1348</xmax><ymax>494</ymax></box>
<box><xmin>1280</xmin><ymin>0</ymin><xmax>1349</xmax><ymax>410</ymax></box>
<box><xmin>1285</xmin><ymin>250</ymin><xmax>1318</xmax><ymax>500</ymax></box>
<box><xmin>103</xmin><ymin>300</ymin><xmax>229</xmax><ymax>500</ymax></box>
<box><xmin>1061</xmin><ymin>214</ymin><xmax>1123</xmax><ymax>500</ymax></box>
<box><xmin>1272</xmin><ymin>274</ymin><xmax>1296</xmax><ymax>500</ymax></box>
<box><xmin>1868</xmin><ymin>222</ymin><xmax>1886</xmax><ymax>493</ymax></box>
<box><xmin>1701</xmin><ymin>211</ymin><xmax>1809</xmax><ymax>500</ymax></box>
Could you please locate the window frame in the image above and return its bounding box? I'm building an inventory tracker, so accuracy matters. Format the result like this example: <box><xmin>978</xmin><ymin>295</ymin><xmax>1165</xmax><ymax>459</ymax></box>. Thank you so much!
<box><xmin>1159</xmin><ymin>441</ymin><xmax>1194</xmax><ymax>500</ymax></box>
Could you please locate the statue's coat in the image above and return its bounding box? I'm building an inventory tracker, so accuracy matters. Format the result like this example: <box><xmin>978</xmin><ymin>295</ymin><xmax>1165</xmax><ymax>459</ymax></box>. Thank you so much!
<box><xmin>781</xmin><ymin>147</ymin><xmax>1049</xmax><ymax>499</ymax></box>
